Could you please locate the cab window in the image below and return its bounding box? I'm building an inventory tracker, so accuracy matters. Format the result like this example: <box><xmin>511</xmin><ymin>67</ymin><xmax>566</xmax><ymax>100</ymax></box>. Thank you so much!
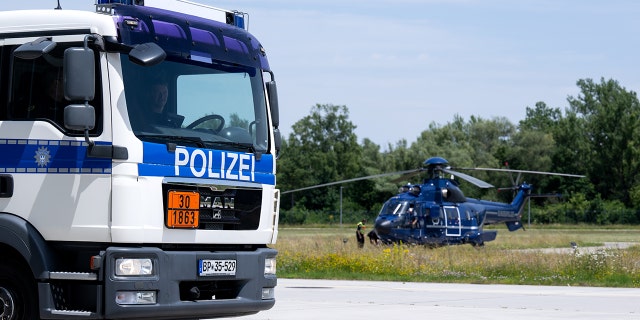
<box><xmin>0</xmin><ymin>42</ymin><xmax>102</xmax><ymax>135</ymax></box>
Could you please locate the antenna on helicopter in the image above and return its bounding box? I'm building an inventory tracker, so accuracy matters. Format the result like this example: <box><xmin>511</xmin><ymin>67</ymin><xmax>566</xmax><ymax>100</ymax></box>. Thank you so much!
<box><xmin>55</xmin><ymin>0</ymin><xmax>62</xmax><ymax>10</ymax></box>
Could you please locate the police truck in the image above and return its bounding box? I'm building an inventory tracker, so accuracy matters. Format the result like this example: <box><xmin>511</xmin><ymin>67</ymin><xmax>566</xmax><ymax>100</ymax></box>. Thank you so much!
<box><xmin>0</xmin><ymin>0</ymin><xmax>281</xmax><ymax>318</ymax></box>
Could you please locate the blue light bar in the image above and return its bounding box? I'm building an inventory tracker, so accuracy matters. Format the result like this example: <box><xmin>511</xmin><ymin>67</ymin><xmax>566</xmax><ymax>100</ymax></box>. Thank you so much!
<box><xmin>96</xmin><ymin>0</ymin><xmax>136</xmax><ymax>4</ymax></box>
<box><xmin>233</xmin><ymin>11</ymin><xmax>245</xmax><ymax>29</ymax></box>
<box><xmin>96</xmin><ymin>0</ymin><xmax>249</xmax><ymax>30</ymax></box>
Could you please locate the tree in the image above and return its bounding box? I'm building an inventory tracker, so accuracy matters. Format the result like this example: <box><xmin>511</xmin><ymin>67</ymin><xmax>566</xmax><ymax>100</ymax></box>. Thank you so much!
<box><xmin>519</xmin><ymin>102</ymin><xmax>561</xmax><ymax>132</ymax></box>
<box><xmin>278</xmin><ymin>104</ymin><xmax>362</xmax><ymax>211</ymax></box>
<box><xmin>355</xmin><ymin>138</ymin><xmax>394</xmax><ymax>212</ymax></box>
<box><xmin>276</xmin><ymin>77</ymin><xmax>639</xmax><ymax>224</ymax></box>
<box><xmin>567</xmin><ymin>78</ymin><xmax>640</xmax><ymax>205</ymax></box>
<box><xmin>505</xmin><ymin>129</ymin><xmax>555</xmax><ymax>195</ymax></box>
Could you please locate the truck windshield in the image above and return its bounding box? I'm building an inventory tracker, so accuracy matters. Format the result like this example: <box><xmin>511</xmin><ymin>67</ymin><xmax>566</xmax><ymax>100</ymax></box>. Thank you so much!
<box><xmin>121</xmin><ymin>55</ymin><xmax>269</xmax><ymax>154</ymax></box>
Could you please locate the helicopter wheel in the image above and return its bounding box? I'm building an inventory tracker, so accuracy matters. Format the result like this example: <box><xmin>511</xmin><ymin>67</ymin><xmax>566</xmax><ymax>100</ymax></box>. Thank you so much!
<box><xmin>472</xmin><ymin>241</ymin><xmax>485</xmax><ymax>248</ymax></box>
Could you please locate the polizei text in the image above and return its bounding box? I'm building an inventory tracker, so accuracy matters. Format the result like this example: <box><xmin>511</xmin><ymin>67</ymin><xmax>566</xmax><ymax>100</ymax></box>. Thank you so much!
<box><xmin>174</xmin><ymin>147</ymin><xmax>255</xmax><ymax>181</ymax></box>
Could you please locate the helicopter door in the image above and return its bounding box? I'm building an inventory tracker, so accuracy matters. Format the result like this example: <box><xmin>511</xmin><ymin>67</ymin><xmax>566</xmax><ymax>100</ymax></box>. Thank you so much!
<box><xmin>444</xmin><ymin>206</ymin><xmax>461</xmax><ymax>236</ymax></box>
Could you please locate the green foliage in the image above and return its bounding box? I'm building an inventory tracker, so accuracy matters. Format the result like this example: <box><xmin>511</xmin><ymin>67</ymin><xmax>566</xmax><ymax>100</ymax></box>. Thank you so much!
<box><xmin>630</xmin><ymin>184</ymin><xmax>640</xmax><ymax>209</ymax></box>
<box><xmin>279</xmin><ymin>207</ymin><xmax>378</xmax><ymax>226</ymax></box>
<box><xmin>279</xmin><ymin>104</ymin><xmax>363</xmax><ymax>211</ymax></box>
<box><xmin>279</xmin><ymin>78</ymin><xmax>640</xmax><ymax>224</ymax></box>
<box><xmin>567</xmin><ymin>78</ymin><xmax>640</xmax><ymax>205</ymax></box>
<box><xmin>228</xmin><ymin>113</ymin><xmax>249</xmax><ymax>128</ymax></box>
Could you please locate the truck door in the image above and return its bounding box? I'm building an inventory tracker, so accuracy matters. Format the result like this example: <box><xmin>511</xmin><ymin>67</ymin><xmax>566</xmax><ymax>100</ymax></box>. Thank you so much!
<box><xmin>0</xmin><ymin>38</ymin><xmax>112</xmax><ymax>242</ymax></box>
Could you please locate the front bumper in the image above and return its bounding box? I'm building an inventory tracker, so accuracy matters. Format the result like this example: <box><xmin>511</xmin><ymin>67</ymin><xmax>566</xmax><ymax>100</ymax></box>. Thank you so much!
<box><xmin>102</xmin><ymin>246</ymin><xmax>277</xmax><ymax>319</ymax></box>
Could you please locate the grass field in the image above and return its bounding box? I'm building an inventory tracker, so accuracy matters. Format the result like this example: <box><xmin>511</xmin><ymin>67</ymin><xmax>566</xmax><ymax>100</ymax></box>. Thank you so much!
<box><xmin>273</xmin><ymin>224</ymin><xmax>640</xmax><ymax>287</ymax></box>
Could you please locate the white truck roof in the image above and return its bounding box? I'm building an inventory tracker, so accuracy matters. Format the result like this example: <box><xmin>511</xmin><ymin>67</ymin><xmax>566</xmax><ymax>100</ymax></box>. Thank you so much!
<box><xmin>0</xmin><ymin>9</ymin><xmax>117</xmax><ymax>38</ymax></box>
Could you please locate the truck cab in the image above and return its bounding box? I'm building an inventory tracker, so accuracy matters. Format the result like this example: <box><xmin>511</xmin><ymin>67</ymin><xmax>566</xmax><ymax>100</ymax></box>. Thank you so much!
<box><xmin>0</xmin><ymin>1</ymin><xmax>280</xmax><ymax>319</ymax></box>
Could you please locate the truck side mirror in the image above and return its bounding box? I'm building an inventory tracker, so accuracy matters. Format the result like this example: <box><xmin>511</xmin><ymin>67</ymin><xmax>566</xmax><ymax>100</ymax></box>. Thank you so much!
<box><xmin>64</xmin><ymin>47</ymin><xmax>95</xmax><ymax>101</ymax></box>
<box><xmin>266</xmin><ymin>80</ymin><xmax>279</xmax><ymax>128</ymax></box>
<box><xmin>266</xmin><ymin>80</ymin><xmax>281</xmax><ymax>158</ymax></box>
<box><xmin>273</xmin><ymin>128</ymin><xmax>281</xmax><ymax>159</ymax></box>
<box><xmin>64</xmin><ymin>104</ymin><xmax>95</xmax><ymax>131</ymax></box>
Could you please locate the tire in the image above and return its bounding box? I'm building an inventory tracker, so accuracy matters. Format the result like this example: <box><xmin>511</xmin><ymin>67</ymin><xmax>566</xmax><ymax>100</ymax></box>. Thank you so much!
<box><xmin>0</xmin><ymin>260</ymin><xmax>39</xmax><ymax>320</ymax></box>
<box><xmin>471</xmin><ymin>241</ymin><xmax>485</xmax><ymax>248</ymax></box>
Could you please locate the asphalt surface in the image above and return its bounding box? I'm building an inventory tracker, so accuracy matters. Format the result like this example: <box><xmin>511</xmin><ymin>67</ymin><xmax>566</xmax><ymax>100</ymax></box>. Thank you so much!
<box><xmin>243</xmin><ymin>278</ymin><xmax>640</xmax><ymax>320</ymax></box>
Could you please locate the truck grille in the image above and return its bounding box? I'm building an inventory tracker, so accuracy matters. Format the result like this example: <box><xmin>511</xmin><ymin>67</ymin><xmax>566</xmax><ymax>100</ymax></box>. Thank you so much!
<box><xmin>162</xmin><ymin>183</ymin><xmax>262</xmax><ymax>230</ymax></box>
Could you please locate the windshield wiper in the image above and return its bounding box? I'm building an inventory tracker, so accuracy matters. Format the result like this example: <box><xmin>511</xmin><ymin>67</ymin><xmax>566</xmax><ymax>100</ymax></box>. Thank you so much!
<box><xmin>136</xmin><ymin>134</ymin><xmax>263</xmax><ymax>159</ymax></box>
<box><xmin>205</xmin><ymin>140</ymin><xmax>263</xmax><ymax>160</ymax></box>
<box><xmin>136</xmin><ymin>134</ymin><xmax>206</xmax><ymax>148</ymax></box>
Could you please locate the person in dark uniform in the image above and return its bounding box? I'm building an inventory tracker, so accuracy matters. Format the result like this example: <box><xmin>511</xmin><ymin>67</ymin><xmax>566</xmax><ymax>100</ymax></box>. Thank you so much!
<box><xmin>356</xmin><ymin>219</ymin><xmax>366</xmax><ymax>248</ymax></box>
<box><xmin>131</xmin><ymin>75</ymin><xmax>183</xmax><ymax>130</ymax></box>
<box><xmin>367</xmin><ymin>229</ymin><xmax>379</xmax><ymax>245</ymax></box>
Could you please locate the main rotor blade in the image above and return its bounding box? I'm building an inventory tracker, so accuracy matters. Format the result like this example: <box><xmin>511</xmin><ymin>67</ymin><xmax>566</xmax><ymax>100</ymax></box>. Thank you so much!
<box><xmin>442</xmin><ymin>168</ymin><xmax>494</xmax><ymax>188</ymax></box>
<box><xmin>390</xmin><ymin>168</ymin><xmax>424</xmax><ymax>183</ymax></box>
<box><xmin>456</xmin><ymin>167</ymin><xmax>585</xmax><ymax>178</ymax></box>
<box><xmin>281</xmin><ymin>169</ymin><xmax>418</xmax><ymax>194</ymax></box>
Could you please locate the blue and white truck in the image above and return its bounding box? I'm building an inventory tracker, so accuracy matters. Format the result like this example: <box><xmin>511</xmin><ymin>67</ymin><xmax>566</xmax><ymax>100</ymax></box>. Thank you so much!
<box><xmin>0</xmin><ymin>0</ymin><xmax>281</xmax><ymax>318</ymax></box>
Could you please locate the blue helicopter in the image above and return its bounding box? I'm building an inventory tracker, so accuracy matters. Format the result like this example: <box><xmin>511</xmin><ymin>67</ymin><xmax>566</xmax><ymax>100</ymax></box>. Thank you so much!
<box><xmin>281</xmin><ymin>156</ymin><xmax>583</xmax><ymax>247</ymax></box>
<box><xmin>372</xmin><ymin>157</ymin><xmax>582</xmax><ymax>247</ymax></box>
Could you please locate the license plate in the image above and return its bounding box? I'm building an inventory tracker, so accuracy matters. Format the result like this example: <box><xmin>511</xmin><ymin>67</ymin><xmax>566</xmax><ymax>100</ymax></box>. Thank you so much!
<box><xmin>199</xmin><ymin>259</ymin><xmax>237</xmax><ymax>276</ymax></box>
<box><xmin>167</xmin><ymin>190</ymin><xmax>200</xmax><ymax>228</ymax></box>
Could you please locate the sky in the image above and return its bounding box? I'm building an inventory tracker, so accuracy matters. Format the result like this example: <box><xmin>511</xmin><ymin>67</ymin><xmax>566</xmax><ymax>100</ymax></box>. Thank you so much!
<box><xmin>6</xmin><ymin>0</ymin><xmax>640</xmax><ymax>148</ymax></box>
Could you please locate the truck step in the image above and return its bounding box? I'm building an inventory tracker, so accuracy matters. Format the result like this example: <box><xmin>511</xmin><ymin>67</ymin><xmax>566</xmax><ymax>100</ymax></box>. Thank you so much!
<box><xmin>49</xmin><ymin>272</ymin><xmax>98</xmax><ymax>281</ymax></box>
<box><xmin>51</xmin><ymin>309</ymin><xmax>95</xmax><ymax>317</ymax></box>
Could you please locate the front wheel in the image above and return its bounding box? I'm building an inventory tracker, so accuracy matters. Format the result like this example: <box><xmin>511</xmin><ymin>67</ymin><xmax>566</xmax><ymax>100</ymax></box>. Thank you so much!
<box><xmin>0</xmin><ymin>260</ymin><xmax>39</xmax><ymax>320</ymax></box>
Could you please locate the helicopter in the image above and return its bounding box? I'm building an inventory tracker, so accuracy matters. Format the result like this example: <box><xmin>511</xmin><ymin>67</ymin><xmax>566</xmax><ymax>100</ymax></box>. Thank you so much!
<box><xmin>281</xmin><ymin>156</ymin><xmax>584</xmax><ymax>247</ymax></box>
<box><xmin>372</xmin><ymin>157</ymin><xmax>582</xmax><ymax>247</ymax></box>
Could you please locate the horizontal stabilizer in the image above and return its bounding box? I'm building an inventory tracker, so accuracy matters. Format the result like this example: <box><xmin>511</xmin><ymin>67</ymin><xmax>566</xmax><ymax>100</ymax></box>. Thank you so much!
<box><xmin>506</xmin><ymin>221</ymin><xmax>524</xmax><ymax>232</ymax></box>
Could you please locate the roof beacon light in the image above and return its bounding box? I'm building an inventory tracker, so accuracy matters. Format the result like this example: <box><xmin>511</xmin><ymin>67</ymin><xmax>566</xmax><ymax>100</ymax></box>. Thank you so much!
<box><xmin>96</xmin><ymin>0</ymin><xmax>137</xmax><ymax>4</ymax></box>
<box><xmin>96</xmin><ymin>0</ymin><xmax>248</xmax><ymax>30</ymax></box>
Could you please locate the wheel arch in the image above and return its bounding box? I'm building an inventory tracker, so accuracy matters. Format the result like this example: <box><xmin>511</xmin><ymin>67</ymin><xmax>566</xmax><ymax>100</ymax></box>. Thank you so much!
<box><xmin>0</xmin><ymin>212</ymin><xmax>55</xmax><ymax>280</ymax></box>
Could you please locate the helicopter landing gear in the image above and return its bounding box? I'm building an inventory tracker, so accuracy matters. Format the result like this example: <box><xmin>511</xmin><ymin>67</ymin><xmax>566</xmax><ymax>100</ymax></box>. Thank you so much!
<box><xmin>471</xmin><ymin>241</ymin><xmax>485</xmax><ymax>248</ymax></box>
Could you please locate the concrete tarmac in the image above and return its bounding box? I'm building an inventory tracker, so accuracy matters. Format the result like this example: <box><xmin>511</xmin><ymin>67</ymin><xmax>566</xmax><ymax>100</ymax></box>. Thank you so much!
<box><xmin>243</xmin><ymin>278</ymin><xmax>640</xmax><ymax>320</ymax></box>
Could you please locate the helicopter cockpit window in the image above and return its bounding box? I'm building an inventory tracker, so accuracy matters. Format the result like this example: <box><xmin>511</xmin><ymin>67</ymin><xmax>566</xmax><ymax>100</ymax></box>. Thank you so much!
<box><xmin>379</xmin><ymin>200</ymin><xmax>410</xmax><ymax>216</ymax></box>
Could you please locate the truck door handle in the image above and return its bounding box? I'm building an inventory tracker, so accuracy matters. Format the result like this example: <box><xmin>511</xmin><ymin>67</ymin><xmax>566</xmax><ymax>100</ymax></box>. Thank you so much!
<box><xmin>0</xmin><ymin>175</ymin><xmax>13</xmax><ymax>198</ymax></box>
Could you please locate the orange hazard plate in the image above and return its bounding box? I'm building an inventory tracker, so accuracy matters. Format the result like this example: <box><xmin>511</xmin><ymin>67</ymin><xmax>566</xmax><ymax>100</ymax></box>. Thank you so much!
<box><xmin>167</xmin><ymin>190</ymin><xmax>200</xmax><ymax>228</ymax></box>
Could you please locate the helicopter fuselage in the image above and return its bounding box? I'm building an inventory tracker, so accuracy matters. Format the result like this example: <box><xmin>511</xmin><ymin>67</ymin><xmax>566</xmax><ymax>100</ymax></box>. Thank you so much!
<box><xmin>373</xmin><ymin>178</ymin><xmax>531</xmax><ymax>246</ymax></box>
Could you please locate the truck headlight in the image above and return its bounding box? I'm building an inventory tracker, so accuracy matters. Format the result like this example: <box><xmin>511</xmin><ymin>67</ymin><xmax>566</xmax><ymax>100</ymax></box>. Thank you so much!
<box><xmin>261</xmin><ymin>287</ymin><xmax>275</xmax><ymax>300</ymax></box>
<box><xmin>115</xmin><ymin>258</ymin><xmax>154</xmax><ymax>276</ymax></box>
<box><xmin>264</xmin><ymin>257</ymin><xmax>276</xmax><ymax>275</ymax></box>
<box><xmin>115</xmin><ymin>291</ymin><xmax>156</xmax><ymax>305</ymax></box>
